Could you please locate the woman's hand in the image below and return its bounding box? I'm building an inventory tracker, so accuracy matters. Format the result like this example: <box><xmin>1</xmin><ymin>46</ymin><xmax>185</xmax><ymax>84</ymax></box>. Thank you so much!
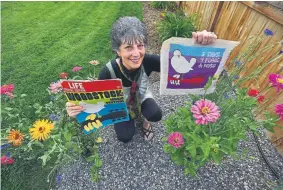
<box><xmin>66</xmin><ymin>102</ymin><xmax>85</xmax><ymax>118</ymax></box>
<box><xmin>192</xmin><ymin>30</ymin><xmax>217</xmax><ymax>45</ymax></box>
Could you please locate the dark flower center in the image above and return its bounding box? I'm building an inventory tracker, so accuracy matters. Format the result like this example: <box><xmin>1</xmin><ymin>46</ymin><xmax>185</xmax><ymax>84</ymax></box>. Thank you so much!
<box><xmin>39</xmin><ymin>127</ymin><xmax>45</xmax><ymax>133</ymax></box>
<box><xmin>14</xmin><ymin>134</ymin><xmax>19</xmax><ymax>139</ymax></box>
<box><xmin>174</xmin><ymin>138</ymin><xmax>179</xmax><ymax>143</ymax></box>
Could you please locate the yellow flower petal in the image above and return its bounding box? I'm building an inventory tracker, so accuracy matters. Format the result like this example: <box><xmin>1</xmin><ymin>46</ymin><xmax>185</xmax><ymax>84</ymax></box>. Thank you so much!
<box><xmin>95</xmin><ymin>137</ymin><xmax>103</xmax><ymax>143</ymax></box>
<box><xmin>30</xmin><ymin>119</ymin><xmax>54</xmax><ymax>141</ymax></box>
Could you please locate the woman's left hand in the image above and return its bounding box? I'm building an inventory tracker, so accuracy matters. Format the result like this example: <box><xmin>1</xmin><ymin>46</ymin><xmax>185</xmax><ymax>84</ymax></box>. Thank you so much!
<box><xmin>192</xmin><ymin>30</ymin><xmax>217</xmax><ymax>45</ymax></box>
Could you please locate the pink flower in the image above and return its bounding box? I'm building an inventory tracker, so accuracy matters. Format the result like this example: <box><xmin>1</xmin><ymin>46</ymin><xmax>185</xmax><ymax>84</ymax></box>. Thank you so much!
<box><xmin>191</xmin><ymin>99</ymin><xmax>221</xmax><ymax>125</ymax></box>
<box><xmin>269</xmin><ymin>73</ymin><xmax>283</xmax><ymax>92</ymax></box>
<box><xmin>72</xmin><ymin>66</ymin><xmax>82</xmax><ymax>72</ymax></box>
<box><xmin>59</xmin><ymin>72</ymin><xmax>68</xmax><ymax>79</ymax></box>
<box><xmin>275</xmin><ymin>104</ymin><xmax>283</xmax><ymax>121</ymax></box>
<box><xmin>0</xmin><ymin>84</ymin><xmax>15</xmax><ymax>94</ymax></box>
<box><xmin>1</xmin><ymin>155</ymin><xmax>14</xmax><ymax>165</ymax></box>
<box><xmin>49</xmin><ymin>81</ymin><xmax>62</xmax><ymax>94</ymax></box>
<box><xmin>168</xmin><ymin>132</ymin><xmax>184</xmax><ymax>148</ymax></box>
<box><xmin>5</xmin><ymin>92</ymin><xmax>14</xmax><ymax>99</ymax></box>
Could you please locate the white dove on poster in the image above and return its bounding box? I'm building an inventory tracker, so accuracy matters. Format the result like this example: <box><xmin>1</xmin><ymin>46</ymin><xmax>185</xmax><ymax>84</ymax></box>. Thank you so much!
<box><xmin>171</xmin><ymin>50</ymin><xmax>196</xmax><ymax>78</ymax></box>
<box><xmin>79</xmin><ymin>101</ymin><xmax>105</xmax><ymax>113</ymax></box>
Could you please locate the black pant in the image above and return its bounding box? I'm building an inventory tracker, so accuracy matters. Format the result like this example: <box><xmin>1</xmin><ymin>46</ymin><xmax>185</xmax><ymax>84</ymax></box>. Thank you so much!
<box><xmin>114</xmin><ymin>98</ymin><xmax>162</xmax><ymax>143</ymax></box>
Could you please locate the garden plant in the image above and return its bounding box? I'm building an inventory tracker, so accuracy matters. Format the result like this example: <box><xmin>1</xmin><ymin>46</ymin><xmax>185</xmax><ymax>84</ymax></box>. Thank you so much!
<box><xmin>157</xmin><ymin>11</ymin><xmax>198</xmax><ymax>42</ymax></box>
<box><xmin>1</xmin><ymin>62</ymin><xmax>103</xmax><ymax>186</ymax></box>
<box><xmin>162</xmin><ymin>29</ymin><xmax>283</xmax><ymax>176</ymax></box>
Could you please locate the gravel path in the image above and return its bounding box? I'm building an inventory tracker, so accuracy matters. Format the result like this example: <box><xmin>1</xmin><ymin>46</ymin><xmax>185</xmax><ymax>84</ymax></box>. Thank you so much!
<box><xmin>56</xmin><ymin>81</ymin><xmax>283</xmax><ymax>190</ymax></box>
<box><xmin>55</xmin><ymin>2</ymin><xmax>283</xmax><ymax>190</ymax></box>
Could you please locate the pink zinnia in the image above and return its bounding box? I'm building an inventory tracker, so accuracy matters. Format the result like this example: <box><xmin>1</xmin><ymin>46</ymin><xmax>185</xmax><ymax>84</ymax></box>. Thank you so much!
<box><xmin>72</xmin><ymin>66</ymin><xmax>82</xmax><ymax>72</ymax></box>
<box><xmin>49</xmin><ymin>81</ymin><xmax>62</xmax><ymax>94</ymax></box>
<box><xmin>275</xmin><ymin>103</ymin><xmax>283</xmax><ymax>121</ymax></box>
<box><xmin>0</xmin><ymin>84</ymin><xmax>15</xmax><ymax>94</ymax></box>
<box><xmin>191</xmin><ymin>99</ymin><xmax>221</xmax><ymax>125</ymax></box>
<box><xmin>168</xmin><ymin>132</ymin><xmax>184</xmax><ymax>148</ymax></box>
<box><xmin>269</xmin><ymin>73</ymin><xmax>283</xmax><ymax>92</ymax></box>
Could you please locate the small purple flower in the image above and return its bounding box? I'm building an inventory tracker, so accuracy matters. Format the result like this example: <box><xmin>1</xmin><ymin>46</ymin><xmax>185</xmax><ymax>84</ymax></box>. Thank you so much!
<box><xmin>280</xmin><ymin>50</ymin><xmax>283</xmax><ymax>54</ymax></box>
<box><xmin>1</xmin><ymin>144</ymin><xmax>11</xmax><ymax>150</ymax></box>
<box><xmin>264</xmin><ymin>29</ymin><xmax>274</xmax><ymax>36</ymax></box>
<box><xmin>49</xmin><ymin>96</ymin><xmax>56</xmax><ymax>101</ymax></box>
<box><xmin>224</xmin><ymin>92</ymin><xmax>229</xmax><ymax>99</ymax></box>
<box><xmin>235</xmin><ymin>60</ymin><xmax>241</xmax><ymax>67</ymax></box>
<box><xmin>234</xmin><ymin>75</ymin><xmax>239</xmax><ymax>79</ymax></box>
<box><xmin>49</xmin><ymin>114</ymin><xmax>59</xmax><ymax>121</ymax></box>
<box><xmin>56</xmin><ymin>174</ymin><xmax>63</xmax><ymax>183</ymax></box>
<box><xmin>6</xmin><ymin>152</ymin><xmax>11</xmax><ymax>157</ymax></box>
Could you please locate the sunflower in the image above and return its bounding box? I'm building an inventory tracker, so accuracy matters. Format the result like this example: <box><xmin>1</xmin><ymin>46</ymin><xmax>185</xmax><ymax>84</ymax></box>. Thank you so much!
<box><xmin>30</xmin><ymin>119</ymin><xmax>54</xmax><ymax>141</ymax></box>
<box><xmin>7</xmin><ymin>129</ymin><xmax>24</xmax><ymax>146</ymax></box>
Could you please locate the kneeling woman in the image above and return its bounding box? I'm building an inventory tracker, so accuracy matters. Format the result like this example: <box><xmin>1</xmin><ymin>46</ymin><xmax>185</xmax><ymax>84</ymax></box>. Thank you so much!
<box><xmin>66</xmin><ymin>16</ymin><xmax>217</xmax><ymax>143</ymax></box>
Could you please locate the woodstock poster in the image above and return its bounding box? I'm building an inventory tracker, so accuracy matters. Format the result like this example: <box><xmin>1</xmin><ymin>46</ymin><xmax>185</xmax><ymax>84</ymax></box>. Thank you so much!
<box><xmin>160</xmin><ymin>37</ymin><xmax>239</xmax><ymax>95</ymax></box>
<box><xmin>61</xmin><ymin>79</ymin><xmax>129</xmax><ymax>135</ymax></box>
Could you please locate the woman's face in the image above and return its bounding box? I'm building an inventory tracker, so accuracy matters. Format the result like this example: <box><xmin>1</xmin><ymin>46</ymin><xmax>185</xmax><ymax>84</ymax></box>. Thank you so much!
<box><xmin>117</xmin><ymin>41</ymin><xmax>145</xmax><ymax>70</ymax></box>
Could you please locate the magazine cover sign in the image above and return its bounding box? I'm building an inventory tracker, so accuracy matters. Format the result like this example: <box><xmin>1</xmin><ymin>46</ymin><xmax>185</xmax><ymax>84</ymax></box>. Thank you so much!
<box><xmin>61</xmin><ymin>79</ymin><xmax>129</xmax><ymax>135</ymax></box>
<box><xmin>160</xmin><ymin>38</ymin><xmax>239</xmax><ymax>95</ymax></box>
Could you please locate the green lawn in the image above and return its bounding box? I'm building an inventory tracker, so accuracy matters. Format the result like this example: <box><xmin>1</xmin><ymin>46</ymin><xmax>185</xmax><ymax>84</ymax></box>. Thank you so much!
<box><xmin>1</xmin><ymin>2</ymin><xmax>143</xmax><ymax>189</ymax></box>
<box><xmin>1</xmin><ymin>1</ymin><xmax>143</xmax><ymax>106</ymax></box>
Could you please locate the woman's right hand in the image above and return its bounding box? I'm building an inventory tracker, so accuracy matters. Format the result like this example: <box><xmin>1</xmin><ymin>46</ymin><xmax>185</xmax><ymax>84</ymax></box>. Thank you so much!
<box><xmin>66</xmin><ymin>102</ymin><xmax>85</xmax><ymax>118</ymax></box>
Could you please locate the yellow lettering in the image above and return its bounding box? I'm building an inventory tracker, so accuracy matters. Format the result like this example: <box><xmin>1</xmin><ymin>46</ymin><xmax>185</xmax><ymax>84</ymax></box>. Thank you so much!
<box><xmin>84</xmin><ymin>125</ymin><xmax>90</xmax><ymax>132</ymax></box>
<box><xmin>86</xmin><ymin>114</ymin><xmax>96</xmax><ymax>120</ymax></box>
<box><xmin>88</xmin><ymin>122</ymin><xmax>94</xmax><ymax>130</ymax></box>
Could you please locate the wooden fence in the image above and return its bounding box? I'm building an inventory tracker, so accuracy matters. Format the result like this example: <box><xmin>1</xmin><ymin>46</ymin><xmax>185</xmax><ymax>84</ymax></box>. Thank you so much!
<box><xmin>181</xmin><ymin>1</ymin><xmax>283</xmax><ymax>153</ymax></box>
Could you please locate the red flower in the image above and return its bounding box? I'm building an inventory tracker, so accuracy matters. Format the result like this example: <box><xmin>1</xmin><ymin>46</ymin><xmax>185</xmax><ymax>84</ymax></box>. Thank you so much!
<box><xmin>1</xmin><ymin>155</ymin><xmax>14</xmax><ymax>165</ymax></box>
<box><xmin>257</xmin><ymin>95</ymin><xmax>265</xmax><ymax>103</ymax></box>
<box><xmin>247</xmin><ymin>89</ymin><xmax>259</xmax><ymax>97</ymax></box>
<box><xmin>59</xmin><ymin>72</ymin><xmax>68</xmax><ymax>79</ymax></box>
<box><xmin>0</xmin><ymin>84</ymin><xmax>15</xmax><ymax>94</ymax></box>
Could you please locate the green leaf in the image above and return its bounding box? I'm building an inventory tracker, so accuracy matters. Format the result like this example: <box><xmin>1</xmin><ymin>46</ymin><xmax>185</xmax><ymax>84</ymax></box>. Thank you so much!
<box><xmin>200</xmin><ymin>145</ymin><xmax>210</xmax><ymax>159</ymax></box>
<box><xmin>184</xmin><ymin>168</ymin><xmax>190</xmax><ymax>175</ymax></box>
<box><xmin>4</xmin><ymin>107</ymin><xmax>13</xmax><ymax>111</ymax></box>
<box><xmin>161</xmin><ymin>137</ymin><xmax>167</xmax><ymax>142</ymax></box>
<box><xmin>20</xmin><ymin>94</ymin><xmax>27</xmax><ymax>97</ymax></box>
<box><xmin>38</xmin><ymin>153</ymin><xmax>51</xmax><ymax>166</ymax></box>
<box><xmin>95</xmin><ymin>158</ymin><xmax>103</xmax><ymax>167</ymax></box>
<box><xmin>86</xmin><ymin>155</ymin><xmax>96</xmax><ymax>162</ymax></box>
<box><xmin>248</xmin><ymin>123</ymin><xmax>258</xmax><ymax>131</ymax></box>
<box><xmin>163</xmin><ymin>144</ymin><xmax>172</xmax><ymax>153</ymax></box>
<box><xmin>186</xmin><ymin>145</ymin><xmax>196</xmax><ymax>159</ymax></box>
<box><xmin>63</xmin><ymin>131</ymin><xmax>72</xmax><ymax>142</ymax></box>
<box><xmin>204</xmin><ymin>77</ymin><xmax>213</xmax><ymax>90</ymax></box>
<box><xmin>211</xmin><ymin>152</ymin><xmax>221</xmax><ymax>164</ymax></box>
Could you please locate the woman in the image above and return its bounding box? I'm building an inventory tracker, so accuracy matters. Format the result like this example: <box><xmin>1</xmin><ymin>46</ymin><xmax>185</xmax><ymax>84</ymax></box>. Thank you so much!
<box><xmin>66</xmin><ymin>16</ymin><xmax>217</xmax><ymax>143</ymax></box>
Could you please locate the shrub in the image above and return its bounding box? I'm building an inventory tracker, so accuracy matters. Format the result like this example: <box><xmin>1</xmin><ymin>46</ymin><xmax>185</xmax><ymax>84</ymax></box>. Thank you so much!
<box><xmin>157</xmin><ymin>12</ymin><xmax>197</xmax><ymax>41</ymax></box>
<box><xmin>151</xmin><ymin>1</ymin><xmax>177</xmax><ymax>11</ymax></box>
